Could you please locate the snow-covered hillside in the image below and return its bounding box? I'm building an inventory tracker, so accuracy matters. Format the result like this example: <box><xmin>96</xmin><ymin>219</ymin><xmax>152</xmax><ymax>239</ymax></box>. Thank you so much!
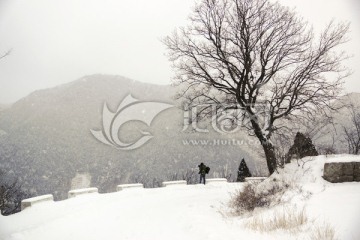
<box><xmin>0</xmin><ymin>155</ymin><xmax>359</xmax><ymax>240</ymax></box>
<box><xmin>0</xmin><ymin>74</ymin><xmax>265</xmax><ymax>201</ymax></box>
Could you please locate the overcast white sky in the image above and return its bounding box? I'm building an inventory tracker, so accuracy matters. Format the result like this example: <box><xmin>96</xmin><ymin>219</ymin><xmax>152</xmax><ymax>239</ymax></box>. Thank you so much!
<box><xmin>0</xmin><ymin>0</ymin><xmax>359</xmax><ymax>104</ymax></box>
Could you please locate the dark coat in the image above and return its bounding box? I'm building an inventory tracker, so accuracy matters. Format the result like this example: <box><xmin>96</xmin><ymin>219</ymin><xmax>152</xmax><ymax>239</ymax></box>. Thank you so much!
<box><xmin>198</xmin><ymin>163</ymin><xmax>207</xmax><ymax>175</ymax></box>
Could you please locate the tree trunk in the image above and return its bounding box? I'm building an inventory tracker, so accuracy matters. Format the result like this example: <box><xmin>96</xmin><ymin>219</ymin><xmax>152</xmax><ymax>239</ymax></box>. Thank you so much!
<box><xmin>261</xmin><ymin>141</ymin><xmax>277</xmax><ymax>175</ymax></box>
<box><xmin>250</xmin><ymin>119</ymin><xmax>277</xmax><ymax>175</ymax></box>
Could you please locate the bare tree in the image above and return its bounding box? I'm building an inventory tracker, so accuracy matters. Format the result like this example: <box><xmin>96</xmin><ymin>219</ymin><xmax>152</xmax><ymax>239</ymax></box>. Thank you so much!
<box><xmin>216</xmin><ymin>164</ymin><xmax>233</xmax><ymax>181</ymax></box>
<box><xmin>164</xmin><ymin>0</ymin><xmax>349</xmax><ymax>174</ymax></box>
<box><xmin>181</xmin><ymin>169</ymin><xmax>198</xmax><ymax>184</ymax></box>
<box><xmin>0</xmin><ymin>49</ymin><xmax>11</xmax><ymax>61</ymax></box>
<box><xmin>342</xmin><ymin>103</ymin><xmax>360</xmax><ymax>154</ymax></box>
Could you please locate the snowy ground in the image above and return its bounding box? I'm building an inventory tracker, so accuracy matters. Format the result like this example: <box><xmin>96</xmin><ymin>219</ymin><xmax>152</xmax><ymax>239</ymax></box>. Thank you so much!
<box><xmin>0</xmin><ymin>155</ymin><xmax>360</xmax><ymax>240</ymax></box>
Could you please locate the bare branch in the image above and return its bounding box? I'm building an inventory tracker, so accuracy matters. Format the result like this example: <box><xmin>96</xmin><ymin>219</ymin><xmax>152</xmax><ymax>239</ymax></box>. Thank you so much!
<box><xmin>0</xmin><ymin>49</ymin><xmax>11</xmax><ymax>61</ymax></box>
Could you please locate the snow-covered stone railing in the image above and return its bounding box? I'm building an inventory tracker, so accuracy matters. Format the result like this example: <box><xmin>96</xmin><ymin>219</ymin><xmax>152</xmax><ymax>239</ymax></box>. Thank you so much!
<box><xmin>323</xmin><ymin>160</ymin><xmax>360</xmax><ymax>183</ymax></box>
<box><xmin>21</xmin><ymin>194</ymin><xmax>54</xmax><ymax>210</ymax></box>
<box><xmin>206</xmin><ymin>178</ymin><xmax>228</xmax><ymax>184</ymax></box>
<box><xmin>162</xmin><ymin>180</ymin><xmax>187</xmax><ymax>187</ymax></box>
<box><xmin>68</xmin><ymin>187</ymin><xmax>98</xmax><ymax>198</ymax></box>
<box><xmin>245</xmin><ymin>177</ymin><xmax>267</xmax><ymax>183</ymax></box>
<box><xmin>20</xmin><ymin>179</ymin><xmax>235</xmax><ymax>212</ymax></box>
<box><xmin>117</xmin><ymin>183</ymin><xmax>144</xmax><ymax>191</ymax></box>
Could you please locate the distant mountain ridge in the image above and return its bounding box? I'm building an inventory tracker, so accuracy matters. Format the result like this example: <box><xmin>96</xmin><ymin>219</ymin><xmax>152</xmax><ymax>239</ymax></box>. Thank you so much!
<box><xmin>0</xmin><ymin>74</ymin><xmax>265</xmax><ymax>200</ymax></box>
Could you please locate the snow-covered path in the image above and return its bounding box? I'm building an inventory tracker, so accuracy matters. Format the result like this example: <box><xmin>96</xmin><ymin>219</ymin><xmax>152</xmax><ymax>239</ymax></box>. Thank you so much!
<box><xmin>0</xmin><ymin>183</ymin><xmax>257</xmax><ymax>240</ymax></box>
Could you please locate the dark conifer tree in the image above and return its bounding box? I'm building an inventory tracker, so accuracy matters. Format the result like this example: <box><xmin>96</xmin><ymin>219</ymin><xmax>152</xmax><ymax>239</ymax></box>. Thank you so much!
<box><xmin>286</xmin><ymin>132</ymin><xmax>318</xmax><ymax>163</ymax></box>
<box><xmin>237</xmin><ymin>158</ymin><xmax>252</xmax><ymax>182</ymax></box>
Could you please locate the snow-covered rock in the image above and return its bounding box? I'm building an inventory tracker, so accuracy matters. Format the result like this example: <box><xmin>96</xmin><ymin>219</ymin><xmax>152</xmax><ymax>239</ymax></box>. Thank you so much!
<box><xmin>68</xmin><ymin>187</ymin><xmax>98</xmax><ymax>198</ymax></box>
<box><xmin>323</xmin><ymin>156</ymin><xmax>360</xmax><ymax>182</ymax></box>
<box><xmin>162</xmin><ymin>180</ymin><xmax>187</xmax><ymax>187</ymax></box>
<box><xmin>205</xmin><ymin>178</ymin><xmax>228</xmax><ymax>184</ymax></box>
<box><xmin>21</xmin><ymin>194</ymin><xmax>54</xmax><ymax>210</ymax></box>
<box><xmin>116</xmin><ymin>183</ymin><xmax>144</xmax><ymax>191</ymax></box>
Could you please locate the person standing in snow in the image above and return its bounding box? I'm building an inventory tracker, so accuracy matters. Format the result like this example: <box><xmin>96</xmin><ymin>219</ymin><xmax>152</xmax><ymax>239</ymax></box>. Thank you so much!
<box><xmin>198</xmin><ymin>162</ymin><xmax>209</xmax><ymax>184</ymax></box>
